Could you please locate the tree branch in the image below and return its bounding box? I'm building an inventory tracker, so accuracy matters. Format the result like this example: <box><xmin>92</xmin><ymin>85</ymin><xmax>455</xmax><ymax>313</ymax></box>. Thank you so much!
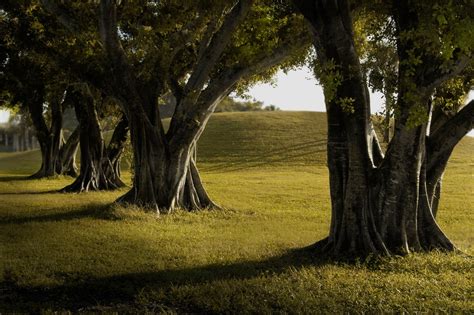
<box><xmin>426</xmin><ymin>56</ymin><xmax>472</xmax><ymax>92</ymax></box>
<box><xmin>428</xmin><ymin>99</ymin><xmax>474</xmax><ymax>171</ymax></box>
<box><xmin>99</xmin><ymin>0</ymin><xmax>123</xmax><ymax>62</ymax></box>
<box><xmin>184</xmin><ymin>0</ymin><xmax>253</xmax><ymax>95</ymax></box>
<box><xmin>169</xmin><ymin>40</ymin><xmax>303</xmax><ymax>146</ymax></box>
<box><xmin>197</xmin><ymin>40</ymin><xmax>304</xmax><ymax>117</ymax></box>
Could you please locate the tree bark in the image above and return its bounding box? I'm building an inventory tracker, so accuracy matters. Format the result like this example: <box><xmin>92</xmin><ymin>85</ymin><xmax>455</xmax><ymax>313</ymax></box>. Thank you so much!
<box><xmin>61</xmin><ymin>88</ymin><xmax>126</xmax><ymax>192</ymax></box>
<box><xmin>27</xmin><ymin>89</ymin><xmax>78</xmax><ymax>178</ymax></box>
<box><xmin>292</xmin><ymin>0</ymin><xmax>467</xmax><ymax>257</ymax></box>
<box><xmin>58</xmin><ymin>126</ymin><xmax>80</xmax><ymax>177</ymax></box>
<box><xmin>106</xmin><ymin>113</ymin><xmax>129</xmax><ymax>182</ymax></box>
<box><xmin>115</xmin><ymin>102</ymin><xmax>217</xmax><ymax>213</ymax></box>
<box><xmin>98</xmin><ymin>0</ymin><xmax>254</xmax><ymax>213</ymax></box>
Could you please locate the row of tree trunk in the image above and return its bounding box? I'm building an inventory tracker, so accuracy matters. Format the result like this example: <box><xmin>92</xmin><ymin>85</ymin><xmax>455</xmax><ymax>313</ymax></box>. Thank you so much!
<box><xmin>23</xmin><ymin>0</ymin><xmax>472</xmax><ymax>260</ymax></box>
<box><xmin>27</xmin><ymin>88</ymin><xmax>79</xmax><ymax>179</ymax></box>
<box><xmin>28</xmin><ymin>86</ymin><xmax>129</xmax><ymax>193</ymax></box>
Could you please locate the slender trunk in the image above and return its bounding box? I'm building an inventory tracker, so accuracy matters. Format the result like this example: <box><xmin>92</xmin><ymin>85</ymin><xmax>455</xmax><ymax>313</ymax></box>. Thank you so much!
<box><xmin>105</xmin><ymin>114</ymin><xmax>129</xmax><ymax>186</ymax></box>
<box><xmin>27</xmin><ymin>92</ymin><xmax>60</xmax><ymax>178</ymax></box>
<box><xmin>58</xmin><ymin>126</ymin><xmax>80</xmax><ymax>177</ymax></box>
<box><xmin>61</xmin><ymin>89</ymin><xmax>125</xmax><ymax>192</ymax></box>
<box><xmin>383</xmin><ymin>92</ymin><xmax>392</xmax><ymax>143</ymax></box>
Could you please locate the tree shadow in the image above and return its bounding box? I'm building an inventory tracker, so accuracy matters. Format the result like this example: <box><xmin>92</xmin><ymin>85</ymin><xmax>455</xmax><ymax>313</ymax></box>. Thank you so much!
<box><xmin>0</xmin><ymin>245</ymin><xmax>334</xmax><ymax>312</ymax></box>
<box><xmin>0</xmin><ymin>190</ymin><xmax>62</xmax><ymax>195</ymax></box>
<box><xmin>0</xmin><ymin>204</ymin><xmax>111</xmax><ymax>225</ymax></box>
<box><xmin>0</xmin><ymin>175</ymin><xmax>30</xmax><ymax>182</ymax></box>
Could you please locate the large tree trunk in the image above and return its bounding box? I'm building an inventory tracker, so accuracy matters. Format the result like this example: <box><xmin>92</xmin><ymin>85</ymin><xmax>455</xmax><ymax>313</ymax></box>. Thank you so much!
<box><xmin>293</xmin><ymin>0</ymin><xmax>466</xmax><ymax>257</ymax></box>
<box><xmin>116</xmin><ymin>107</ymin><xmax>217</xmax><ymax>213</ymax></box>
<box><xmin>61</xmin><ymin>88</ymin><xmax>126</xmax><ymax>192</ymax></box>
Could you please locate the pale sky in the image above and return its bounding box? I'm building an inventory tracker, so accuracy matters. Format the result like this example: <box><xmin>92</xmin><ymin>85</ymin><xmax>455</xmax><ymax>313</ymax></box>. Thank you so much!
<box><xmin>237</xmin><ymin>65</ymin><xmax>474</xmax><ymax>136</ymax></box>
<box><xmin>0</xmin><ymin>110</ymin><xmax>8</xmax><ymax>123</ymax></box>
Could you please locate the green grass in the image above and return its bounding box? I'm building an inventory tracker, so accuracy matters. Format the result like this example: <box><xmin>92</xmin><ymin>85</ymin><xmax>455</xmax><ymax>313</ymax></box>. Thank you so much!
<box><xmin>0</xmin><ymin>111</ymin><xmax>473</xmax><ymax>313</ymax></box>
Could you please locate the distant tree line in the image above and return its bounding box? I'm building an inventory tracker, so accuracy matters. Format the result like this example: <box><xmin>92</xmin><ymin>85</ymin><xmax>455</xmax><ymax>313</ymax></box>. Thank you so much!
<box><xmin>216</xmin><ymin>97</ymin><xmax>279</xmax><ymax>112</ymax></box>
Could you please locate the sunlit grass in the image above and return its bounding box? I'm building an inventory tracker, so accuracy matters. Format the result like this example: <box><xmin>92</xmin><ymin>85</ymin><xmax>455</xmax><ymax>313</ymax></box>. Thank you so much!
<box><xmin>0</xmin><ymin>112</ymin><xmax>472</xmax><ymax>312</ymax></box>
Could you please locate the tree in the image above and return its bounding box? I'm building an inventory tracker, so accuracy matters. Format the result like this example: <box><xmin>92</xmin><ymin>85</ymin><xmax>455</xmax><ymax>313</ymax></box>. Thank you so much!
<box><xmin>291</xmin><ymin>0</ymin><xmax>473</xmax><ymax>256</ymax></box>
<box><xmin>0</xmin><ymin>41</ymin><xmax>80</xmax><ymax>178</ymax></box>
<box><xmin>1</xmin><ymin>0</ymin><xmax>130</xmax><ymax>188</ymax></box>
<box><xmin>60</xmin><ymin>85</ymin><xmax>129</xmax><ymax>192</ymax></box>
<box><xmin>3</xmin><ymin>0</ymin><xmax>308</xmax><ymax>205</ymax></box>
<box><xmin>95</xmin><ymin>0</ymin><xmax>309</xmax><ymax>212</ymax></box>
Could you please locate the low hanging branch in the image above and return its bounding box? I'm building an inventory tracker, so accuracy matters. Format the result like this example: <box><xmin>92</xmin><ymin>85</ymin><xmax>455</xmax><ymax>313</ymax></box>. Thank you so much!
<box><xmin>428</xmin><ymin>99</ymin><xmax>474</xmax><ymax>170</ymax></box>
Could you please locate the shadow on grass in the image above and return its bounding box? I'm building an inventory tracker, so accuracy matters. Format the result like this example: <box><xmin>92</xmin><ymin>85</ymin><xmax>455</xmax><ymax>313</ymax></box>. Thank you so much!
<box><xmin>0</xmin><ymin>245</ymin><xmax>331</xmax><ymax>312</ymax></box>
<box><xmin>0</xmin><ymin>175</ymin><xmax>30</xmax><ymax>182</ymax></box>
<box><xmin>0</xmin><ymin>189</ymin><xmax>63</xmax><ymax>195</ymax></box>
<box><xmin>0</xmin><ymin>204</ymin><xmax>111</xmax><ymax>225</ymax></box>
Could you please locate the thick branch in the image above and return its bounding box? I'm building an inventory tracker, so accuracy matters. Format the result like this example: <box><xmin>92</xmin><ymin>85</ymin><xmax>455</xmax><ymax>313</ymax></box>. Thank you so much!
<box><xmin>428</xmin><ymin>99</ymin><xmax>474</xmax><ymax>171</ymax></box>
<box><xmin>426</xmin><ymin>56</ymin><xmax>472</xmax><ymax>92</ymax></box>
<box><xmin>169</xmin><ymin>41</ymin><xmax>301</xmax><ymax>146</ymax></box>
<box><xmin>184</xmin><ymin>0</ymin><xmax>253</xmax><ymax>95</ymax></box>
<box><xmin>196</xmin><ymin>17</ymin><xmax>221</xmax><ymax>63</ymax></box>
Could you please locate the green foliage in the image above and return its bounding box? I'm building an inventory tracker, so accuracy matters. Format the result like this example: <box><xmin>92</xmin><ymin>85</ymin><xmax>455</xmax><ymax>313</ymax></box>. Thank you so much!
<box><xmin>0</xmin><ymin>112</ymin><xmax>473</xmax><ymax>312</ymax></box>
<box><xmin>337</xmin><ymin>97</ymin><xmax>356</xmax><ymax>114</ymax></box>
<box><xmin>406</xmin><ymin>103</ymin><xmax>430</xmax><ymax>128</ymax></box>
<box><xmin>350</xmin><ymin>1</ymin><xmax>474</xmax><ymax>128</ymax></box>
<box><xmin>312</xmin><ymin>59</ymin><xmax>343</xmax><ymax>103</ymax></box>
<box><xmin>355</xmin><ymin>8</ymin><xmax>398</xmax><ymax>121</ymax></box>
<box><xmin>433</xmin><ymin>73</ymin><xmax>474</xmax><ymax>115</ymax></box>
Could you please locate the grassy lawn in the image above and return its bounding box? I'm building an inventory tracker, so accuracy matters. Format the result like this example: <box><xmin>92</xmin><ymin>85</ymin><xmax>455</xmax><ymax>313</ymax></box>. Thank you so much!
<box><xmin>1</xmin><ymin>112</ymin><xmax>473</xmax><ymax>313</ymax></box>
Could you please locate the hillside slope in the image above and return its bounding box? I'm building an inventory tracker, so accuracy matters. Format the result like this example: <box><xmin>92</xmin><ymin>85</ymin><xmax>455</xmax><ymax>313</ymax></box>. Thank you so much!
<box><xmin>198</xmin><ymin>111</ymin><xmax>328</xmax><ymax>169</ymax></box>
<box><xmin>0</xmin><ymin>111</ymin><xmax>472</xmax><ymax>174</ymax></box>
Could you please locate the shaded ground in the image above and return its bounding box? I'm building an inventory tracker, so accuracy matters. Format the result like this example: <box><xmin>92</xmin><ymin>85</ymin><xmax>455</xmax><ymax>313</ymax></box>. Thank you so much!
<box><xmin>1</xmin><ymin>112</ymin><xmax>473</xmax><ymax>313</ymax></box>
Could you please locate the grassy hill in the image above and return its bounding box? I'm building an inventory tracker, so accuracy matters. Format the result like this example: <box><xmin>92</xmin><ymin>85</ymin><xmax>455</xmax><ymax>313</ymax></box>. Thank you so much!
<box><xmin>3</xmin><ymin>111</ymin><xmax>472</xmax><ymax>171</ymax></box>
<box><xmin>0</xmin><ymin>111</ymin><xmax>473</xmax><ymax>313</ymax></box>
<box><xmin>199</xmin><ymin>111</ymin><xmax>328</xmax><ymax>167</ymax></box>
